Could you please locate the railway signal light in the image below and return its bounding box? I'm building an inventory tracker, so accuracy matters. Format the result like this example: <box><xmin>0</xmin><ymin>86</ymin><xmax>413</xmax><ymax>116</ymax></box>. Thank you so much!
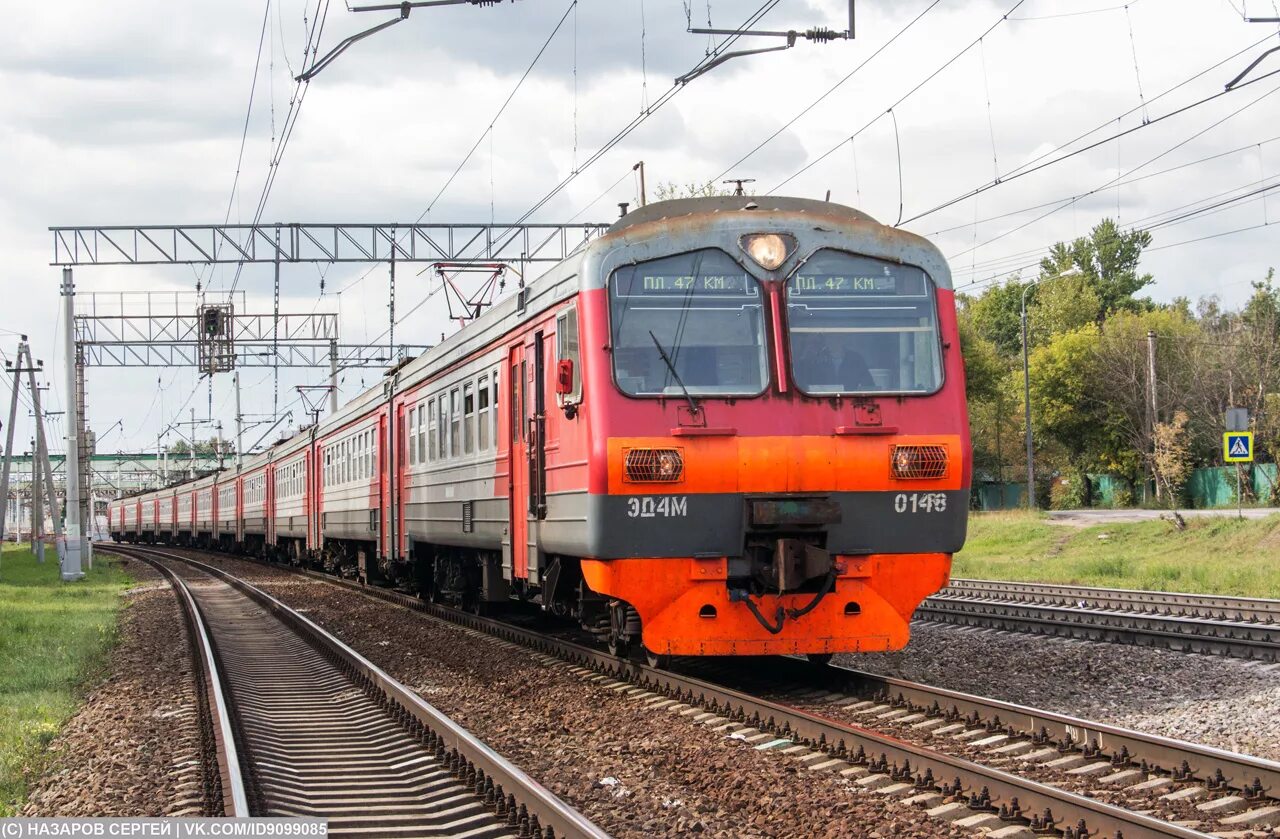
<box><xmin>203</xmin><ymin>308</ymin><xmax>224</xmax><ymax>336</ymax></box>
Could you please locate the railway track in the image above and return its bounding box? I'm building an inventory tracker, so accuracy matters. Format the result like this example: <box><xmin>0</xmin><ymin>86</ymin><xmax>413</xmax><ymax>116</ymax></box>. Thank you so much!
<box><xmin>920</xmin><ymin>578</ymin><xmax>1280</xmax><ymax>662</ymax></box>
<box><xmin>110</xmin><ymin>544</ymin><xmax>1280</xmax><ymax>839</ymax></box>
<box><xmin>110</xmin><ymin>544</ymin><xmax>607</xmax><ymax>839</ymax></box>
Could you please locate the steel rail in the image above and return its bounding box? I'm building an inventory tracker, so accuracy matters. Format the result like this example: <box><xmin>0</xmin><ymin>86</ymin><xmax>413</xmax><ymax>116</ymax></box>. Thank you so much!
<box><xmin>761</xmin><ymin>656</ymin><xmax>1280</xmax><ymax>802</ymax></box>
<box><xmin>110</xmin><ymin>545</ymin><xmax>609</xmax><ymax>839</ymax></box>
<box><xmin>943</xmin><ymin>578</ymin><xmax>1280</xmax><ymax>623</ymax></box>
<box><xmin>132</xmin><ymin>551</ymin><xmax>250</xmax><ymax>816</ymax></box>
<box><xmin>138</xmin><ymin>550</ymin><xmax>1213</xmax><ymax>839</ymax></box>
<box><xmin>916</xmin><ymin>597</ymin><xmax>1280</xmax><ymax>661</ymax></box>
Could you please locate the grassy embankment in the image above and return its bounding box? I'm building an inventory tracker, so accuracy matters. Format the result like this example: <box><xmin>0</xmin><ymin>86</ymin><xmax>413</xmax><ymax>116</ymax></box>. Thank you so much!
<box><xmin>0</xmin><ymin>545</ymin><xmax>132</xmax><ymax>815</ymax></box>
<box><xmin>952</xmin><ymin>511</ymin><xmax>1280</xmax><ymax>598</ymax></box>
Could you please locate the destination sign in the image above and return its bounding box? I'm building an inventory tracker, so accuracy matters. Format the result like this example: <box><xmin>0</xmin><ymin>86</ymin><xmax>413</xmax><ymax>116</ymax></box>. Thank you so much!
<box><xmin>617</xmin><ymin>272</ymin><xmax>757</xmax><ymax>297</ymax></box>
<box><xmin>791</xmin><ymin>273</ymin><xmax>898</xmax><ymax>295</ymax></box>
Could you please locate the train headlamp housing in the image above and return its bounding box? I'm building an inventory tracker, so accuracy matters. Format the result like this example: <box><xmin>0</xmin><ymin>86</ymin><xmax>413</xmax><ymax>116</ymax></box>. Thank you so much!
<box><xmin>890</xmin><ymin>445</ymin><xmax>948</xmax><ymax>480</ymax></box>
<box><xmin>740</xmin><ymin>233</ymin><xmax>796</xmax><ymax>271</ymax></box>
<box><xmin>624</xmin><ymin>448</ymin><xmax>685</xmax><ymax>483</ymax></box>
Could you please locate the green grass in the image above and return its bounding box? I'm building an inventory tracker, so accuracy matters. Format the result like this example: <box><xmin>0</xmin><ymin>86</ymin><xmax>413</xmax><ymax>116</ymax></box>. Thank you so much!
<box><xmin>953</xmin><ymin>511</ymin><xmax>1280</xmax><ymax>597</ymax></box>
<box><xmin>0</xmin><ymin>544</ymin><xmax>133</xmax><ymax>816</ymax></box>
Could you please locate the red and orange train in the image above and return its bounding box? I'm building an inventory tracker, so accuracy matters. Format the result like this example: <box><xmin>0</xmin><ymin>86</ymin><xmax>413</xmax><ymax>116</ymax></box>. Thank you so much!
<box><xmin>110</xmin><ymin>196</ymin><xmax>971</xmax><ymax>662</ymax></box>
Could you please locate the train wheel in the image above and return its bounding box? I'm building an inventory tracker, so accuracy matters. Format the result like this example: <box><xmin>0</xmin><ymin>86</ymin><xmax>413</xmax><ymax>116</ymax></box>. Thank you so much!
<box><xmin>644</xmin><ymin>650</ymin><xmax>670</xmax><ymax>669</ymax></box>
<box><xmin>806</xmin><ymin>653</ymin><xmax>834</xmax><ymax>666</ymax></box>
<box><xmin>607</xmin><ymin>634</ymin><xmax>631</xmax><ymax>659</ymax></box>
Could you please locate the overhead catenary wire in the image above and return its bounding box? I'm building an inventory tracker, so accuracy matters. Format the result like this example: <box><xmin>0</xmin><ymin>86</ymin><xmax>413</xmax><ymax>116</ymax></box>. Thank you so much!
<box><xmin>901</xmin><ymin>33</ymin><xmax>1280</xmax><ymax>226</ymax></box>
<box><xmin>496</xmin><ymin>0</ymin><xmax>784</xmax><ymax>235</ymax></box>
<box><xmin>204</xmin><ymin>0</ymin><xmax>274</xmax><ymax>290</ymax></box>
<box><xmin>926</xmin><ymin>134</ymin><xmax>1280</xmax><ymax>236</ymax></box>
<box><xmin>950</xmin><ymin>177</ymin><xmax>1280</xmax><ymax>286</ymax></box>
<box><xmin>227</xmin><ymin>0</ymin><xmax>332</xmax><ymax>298</ymax></box>
<box><xmin>773</xmin><ymin>0</ymin><xmax>1029</xmax><ymax>195</ymax></box>
<box><xmin>712</xmin><ymin>0</ymin><xmax>944</xmax><ymax>182</ymax></box>
<box><xmin>334</xmin><ymin>0</ymin><xmax>577</xmax><ymax>299</ymax></box>
<box><xmin>946</xmin><ymin>76</ymin><xmax>1280</xmax><ymax>262</ymax></box>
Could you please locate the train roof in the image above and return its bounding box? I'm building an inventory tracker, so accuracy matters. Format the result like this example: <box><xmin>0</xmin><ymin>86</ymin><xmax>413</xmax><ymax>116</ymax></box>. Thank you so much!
<box><xmin>601</xmin><ymin>195</ymin><xmax>953</xmax><ymax>290</ymax></box>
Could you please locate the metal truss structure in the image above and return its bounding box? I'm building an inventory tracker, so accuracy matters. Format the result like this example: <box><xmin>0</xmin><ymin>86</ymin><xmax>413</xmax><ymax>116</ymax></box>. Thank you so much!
<box><xmin>73</xmin><ymin>310</ymin><xmax>427</xmax><ymax>369</ymax></box>
<box><xmin>49</xmin><ymin>220</ymin><xmax>610</xmax><ymax>576</ymax></box>
<box><xmin>50</xmin><ymin>222</ymin><xmax>612</xmax><ymax>266</ymax></box>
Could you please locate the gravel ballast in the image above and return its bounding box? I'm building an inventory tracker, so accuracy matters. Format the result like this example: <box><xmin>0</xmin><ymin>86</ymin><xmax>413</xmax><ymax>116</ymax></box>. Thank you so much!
<box><xmin>846</xmin><ymin>621</ymin><xmax>1280</xmax><ymax>762</ymax></box>
<box><xmin>21</xmin><ymin>556</ymin><xmax>207</xmax><ymax>816</ymax></box>
<box><xmin>194</xmin><ymin>557</ymin><xmax>980</xmax><ymax>839</ymax></box>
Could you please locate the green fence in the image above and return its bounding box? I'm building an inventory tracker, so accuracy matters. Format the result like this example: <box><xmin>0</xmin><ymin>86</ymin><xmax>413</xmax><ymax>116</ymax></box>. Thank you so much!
<box><xmin>975</xmin><ymin>482</ymin><xmax>1025</xmax><ymax>510</ymax></box>
<box><xmin>974</xmin><ymin>464</ymin><xmax>1278</xmax><ymax>511</ymax></box>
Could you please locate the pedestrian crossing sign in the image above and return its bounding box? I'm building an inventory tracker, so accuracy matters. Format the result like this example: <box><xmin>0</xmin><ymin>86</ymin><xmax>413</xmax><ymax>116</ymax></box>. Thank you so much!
<box><xmin>1223</xmin><ymin>432</ymin><xmax>1254</xmax><ymax>463</ymax></box>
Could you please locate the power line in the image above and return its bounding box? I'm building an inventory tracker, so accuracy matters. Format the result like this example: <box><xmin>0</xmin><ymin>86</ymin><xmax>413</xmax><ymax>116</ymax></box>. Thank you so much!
<box><xmin>773</xmin><ymin>0</ymin><xmax>1029</xmax><ymax>194</ymax></box>
<box><xmin>500</xmin><ymin>0</ymin><xmax>783</xmax><ymax>232</ymax></box>
<box><xmin>951</xmin><ymin>179</ymin><xmax>1280</xmax><ymax>286</ymax></box>
<box><xmin>946</xmin><ymin>77</ymin><xmax>1280</xmax><ymax>262</ymax></box>
<box><xmin>227</xmin><ymin>0</ymin><xmax>332</xmax><ymax>297</ymax></box>
<box><xmin>951</xmin><ymin>170</ymin><xmax>1280</xmax><ymax>277</ymax></box>
<box><xmin>711</xmin><ymin>0</ymin><xmax>944</xmax><ymax>182</ymax></box>
<box><xmin>927</xmin><ymin>134</ymin><xmax>1280</xmax><ymax>236</ymax></box>
<box><xmin>903</xmin><ymin>33</ymin><xmax>1280</xmax><ymax>225</ymax></box>
<box><xmin>205</xmin><ymin>1</ymin><xmax>274</xmax><ymax>289</ymax></box>
<box><xmin>335</xmin><ymin>0</ymin><xmax>577</xmax><ymax>298</ymax></box>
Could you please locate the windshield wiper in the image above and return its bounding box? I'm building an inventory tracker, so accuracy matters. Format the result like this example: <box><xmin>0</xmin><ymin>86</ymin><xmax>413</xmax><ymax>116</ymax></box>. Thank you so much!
<box><xmin>648</xmin><ymin>330</ymin><xmax>700</xmax><ymax>416</ymax></box>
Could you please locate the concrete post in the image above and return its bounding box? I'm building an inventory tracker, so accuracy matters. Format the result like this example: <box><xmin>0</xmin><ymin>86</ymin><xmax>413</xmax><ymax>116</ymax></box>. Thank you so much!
<box><xmin>60</xmin><ymin>267</ymin><xmax>84</xmax><ymax>581</ymax></box>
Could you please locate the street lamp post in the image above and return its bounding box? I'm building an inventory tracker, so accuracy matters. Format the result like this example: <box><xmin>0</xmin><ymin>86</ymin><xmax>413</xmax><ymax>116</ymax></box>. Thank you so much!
<box><xmin>1020</xmin><ymin>267</ymin><xmax>1082</xmax><ymax>510</ymax></box>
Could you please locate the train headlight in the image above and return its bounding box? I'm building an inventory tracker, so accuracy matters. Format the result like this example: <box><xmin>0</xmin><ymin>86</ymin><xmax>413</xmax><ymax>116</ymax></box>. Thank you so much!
<box><xmin>740</xmin><ymin>233</ymin><xmax>796</xmax><ymax>271</ymax></box>
<box><xmin>624</xmin><ymin>448</ymin><xmax>685</xmax><ymax>482</ymax></box>
<box><xmin>891</xmin><ymin>445</ymin><xmax>948</xmax><ymax>480</ymax></box>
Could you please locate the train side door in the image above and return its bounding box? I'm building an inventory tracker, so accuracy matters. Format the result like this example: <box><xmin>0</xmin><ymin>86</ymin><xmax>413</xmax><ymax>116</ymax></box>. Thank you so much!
<box><xmin>508</xmin><ymin>345</ymin><xmax>529</xmax><ymax>579</ymax></box>
<box><xmin>379</xmin><ymin>412</ymin><xmax>390</xmax><ymax>563</ymax></box>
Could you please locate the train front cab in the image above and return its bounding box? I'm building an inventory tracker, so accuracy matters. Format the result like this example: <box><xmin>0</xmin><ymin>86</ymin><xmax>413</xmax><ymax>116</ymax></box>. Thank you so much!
<box><xmin>570</xmin><ymin>198</ymin><xmax>971</xmax><ymax>658</ymax></box>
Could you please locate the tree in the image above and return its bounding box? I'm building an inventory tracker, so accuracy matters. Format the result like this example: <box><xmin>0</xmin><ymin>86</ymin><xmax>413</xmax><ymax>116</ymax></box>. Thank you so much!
<box><xmin>1152</xmin><ymin>410</ymin><xmax>1194</xmax><ymax>512</ymax></box>
<box><xmin>1027</xmin><ymin>325</ymin><xmax>1108</xmax><ymax>471</ymax></box>
<box><xmin>1038</xmin><ymin>218</ymin><xmax>1154</xmax><ymax>327</ymax></box>
<box><xmin>1030</xmin><ymin>272</ymin><xmax>1101</xmax><ymax>338</ymax></box>
<box><xmin>653</xmin><ymin>180</ymin><xmax>739</xmax><ymax>200</ymax></box>
<box><xmin>167</xmin><ymin>436</ymin><xmax>224</xmax><ymax>457</ymax></box>
<box><xmin>957</xmin><ymin>278</ymin><xmax>1029</xmax><ymax>357</ymax></box>
<box><xmin>959</xmin><ymin>313</ymin><xmax>1018</xmax><ymax>483</ymax></box>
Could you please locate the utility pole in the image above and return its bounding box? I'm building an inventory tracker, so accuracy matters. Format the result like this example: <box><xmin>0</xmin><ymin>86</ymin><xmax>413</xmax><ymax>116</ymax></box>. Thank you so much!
<box><xmin>30</xmin><ymin>439</ymin><xmax>42</xmax><ymax>561</ymax></box>
<box><xmin>0</xmin><ymin>338</ymin><xmax>22</xmax><ymax>547</ymax></box>
<box><xmin>190</xmin><ymin>407</ymin><xmax>196</xmax><ymax>478</ymax></box>
<box><xmin>634</xmin><ymin>161</ymin><xmax>647</xmax><ymax>207</ymax></box>
<box><xmin>1147</xmin><ymin>330</ymin><xmax>1159</xmax><ymax>501</ymax></box>
<box><xmin>60</xmin><ymin>267</ymin><xmax>85</xmax><ymax>581</ymax></box>
<box><xmin>2</xmin><ymin>339</ymin><xmax>64</xmax><ymax>567</ymax></box>
<box><xmin>28</xmin><ymin>349</ymin><xmax>65</xmax><ymax>568</ymax></box>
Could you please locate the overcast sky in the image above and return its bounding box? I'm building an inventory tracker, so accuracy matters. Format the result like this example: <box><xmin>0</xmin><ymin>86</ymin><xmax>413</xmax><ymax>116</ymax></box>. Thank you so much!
<box><xmin>1</xmin><ymin>0</ymin><xmax>1277</xmax><ymax>459</ymax></box>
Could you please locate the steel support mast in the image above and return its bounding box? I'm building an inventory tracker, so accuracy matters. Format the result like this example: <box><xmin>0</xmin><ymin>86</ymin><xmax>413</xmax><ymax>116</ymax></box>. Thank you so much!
<box><xmin>61</xmin><ymin>268</ymin><xmax>84</xmax><ymax>580</ymax></box>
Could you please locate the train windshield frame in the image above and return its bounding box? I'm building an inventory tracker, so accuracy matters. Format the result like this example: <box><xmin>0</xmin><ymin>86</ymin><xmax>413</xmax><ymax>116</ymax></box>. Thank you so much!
<box><xmin>608</xmin><ymin>248</ymin><xmax>770</xmax><ymax>398</ymax></box>
<box><xmin>785</xmin><ymin>249</ymin><xmax>944</xmax><ymax>396</ymax></box>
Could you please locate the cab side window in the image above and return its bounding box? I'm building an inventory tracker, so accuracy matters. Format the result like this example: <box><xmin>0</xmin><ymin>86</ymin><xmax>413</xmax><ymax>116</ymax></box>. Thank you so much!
<box><xmin>556</xmin><ymin>303</ymin><xmax>582</xmax><ymax>406</ymax></box>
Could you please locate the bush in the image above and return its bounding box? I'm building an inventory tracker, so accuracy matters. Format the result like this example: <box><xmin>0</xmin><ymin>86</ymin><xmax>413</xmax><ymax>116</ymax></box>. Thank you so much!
<box><xmin>1049</xmin><ymin>471</ymin><xmax>1090</xmax><ymax>510</ymax></box>
<box><xmin>1111</xmin><ymin>486</ymin><xmax>1135</xmax><ymax>509</ymax></box>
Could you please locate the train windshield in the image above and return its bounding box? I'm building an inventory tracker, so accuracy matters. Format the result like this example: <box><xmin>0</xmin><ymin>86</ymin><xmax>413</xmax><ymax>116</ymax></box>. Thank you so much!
<box><xmin>609</xmin><ymin>249</ymin><xmax>768</xmax><ymax>397</ymax></box>
<box><xmin>786</xmin><ymin>250</ymin><xmax>943</xmax><ymax>395</ymax></box>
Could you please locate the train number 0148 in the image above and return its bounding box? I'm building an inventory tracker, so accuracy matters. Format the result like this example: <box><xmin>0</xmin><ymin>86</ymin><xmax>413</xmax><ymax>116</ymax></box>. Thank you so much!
<box><xmin>894</xmin><ymin>492</ymin><xmax>947</xmax><ymax>513</ymax></box>
<box><xmin>627</xmin><ymin>496</ymin><xmax>689</xmax><ymax>518</ymax></box>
